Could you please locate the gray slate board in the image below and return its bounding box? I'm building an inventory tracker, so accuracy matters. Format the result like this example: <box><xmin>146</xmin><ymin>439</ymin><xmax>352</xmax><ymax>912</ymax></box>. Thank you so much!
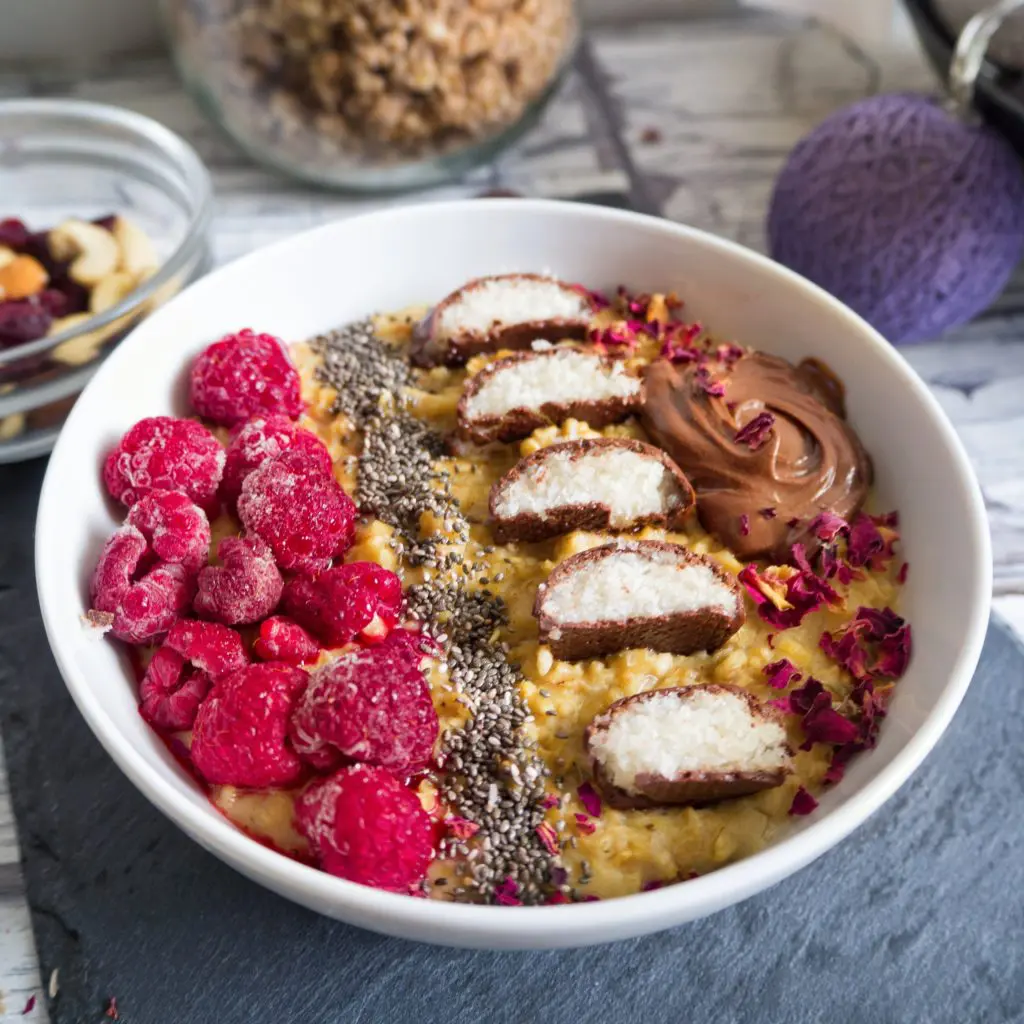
<box><xmin>3</xmin><ymin>450</ymin><xmax>1024</xmax><ymax>1024</ymax></box>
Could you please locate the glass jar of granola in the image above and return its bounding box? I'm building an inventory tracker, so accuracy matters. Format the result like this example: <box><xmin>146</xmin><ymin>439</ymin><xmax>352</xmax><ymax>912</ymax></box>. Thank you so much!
<box><xmin>162</xmin><ymin>0</ymin><xmax>578</xmax><ymax>190</ymax></box>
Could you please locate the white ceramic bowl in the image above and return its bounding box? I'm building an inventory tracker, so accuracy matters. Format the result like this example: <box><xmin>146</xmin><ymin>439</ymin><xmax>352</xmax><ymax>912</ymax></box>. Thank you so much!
<box><xmin>35</xmin><ymin>199</ymin><xmax>991</xmax><ymax>949</ymax></box>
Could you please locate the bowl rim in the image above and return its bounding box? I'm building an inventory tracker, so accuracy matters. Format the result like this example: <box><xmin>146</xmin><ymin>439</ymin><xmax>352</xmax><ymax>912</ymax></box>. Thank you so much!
<box><xmin>0</xmin><ymin>97</ymin><xmax>213</xmax><ymax>367</ymax></box>
<box><xmin>35</xmin><ymin>198</ymin><xmax>992</xmax><ymax>944</ymax></box>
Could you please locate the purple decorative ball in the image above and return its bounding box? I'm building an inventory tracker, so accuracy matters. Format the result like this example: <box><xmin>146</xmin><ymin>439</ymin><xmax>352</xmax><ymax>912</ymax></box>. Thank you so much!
<box><xmin>767</xmin><ymin>94</ymin><xmax>1024</xmax><ymax>343</ymax></box>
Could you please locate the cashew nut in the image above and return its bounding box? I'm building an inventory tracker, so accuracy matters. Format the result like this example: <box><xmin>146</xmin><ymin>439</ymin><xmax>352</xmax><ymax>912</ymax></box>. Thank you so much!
<box><xmin>90</xmin><ymin>271</ymin><xmax>138</xmax><ymax>314</ymax></box>
<box><xmin>0</xmin><ymin>254</ymin><xmax>49</xmax><ymax>301</ymax></box>
<box><xmin>49</xmin><ymin>219</ymin><xmax>119</xmax><ymax>286</ymax></box>
<box><xmin>49</xmin><ymin>313</ymin><xmax>105</xmax><ymax>366</ymax></box>
<box><xmin>0</xmin><ymin>247</ymin><xmax>14</xmax><ymax>271</ymax></box>
<box><xmin>0</xmin><ymin>413</ymin><xmax>26</xmax><ymax>442</ymax></box>
<box><xmin>112</xmin><ymin>216</ymin><xmax>159</xmax><ymax>278</ymax></box>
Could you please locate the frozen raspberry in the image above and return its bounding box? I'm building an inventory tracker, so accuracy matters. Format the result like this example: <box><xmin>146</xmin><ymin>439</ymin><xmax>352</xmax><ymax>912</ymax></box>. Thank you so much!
<box><xmin>295</xmin><ymin>764</ymin><xmax>433</xmax><ymax>890</ymax></box>
<box><xmin>220</xmin><ymin>414</ymin><xmax>332</xmax><ymax>509</ymax></box>
<box><xmin>379</xmin><ymin>627</ymin><xmax>441</xmax><ymax>667</ymax></box>
<box><xmin>282</xmin><ymin>562</ymin><xmax>403</xmax><ymax>647</ymax></box>
<box><xmin>288</xmin><ymin>643</ymin><xmax>438</xmax><ymax>773</ymax></box>
<box><xmin>237</xmin><ymin>449</ymin><xmax>356</xmax><ymax>576</ymax></box>
<box><xmin>139</xmin><ymin>619</ymin><xmax>248</xmax><ymax>732</ymax></box>
<box><xmin>191</xmin><ymin>662</ymin><xmax>308</xmax><ymax>788</ymax></box>
<box><xmin>103</xmin><ymin>416</ymin><xmax>225</xmax><ymax>512</ymax></box>
<box><xmin>125</xmin><ymin>490</ymin><xmax>211</xmax><ymax>574</ymax></box>
<box><xmin>254</xmin><ymin>616</ymin><xmax>321</xmax><ymax>665</ymax></box>
<box><xmin>90</xmin><ymin>525</ymin><xmax>148</xmax><ymax>614</ymax></box>
<box><xmin>193</xmin><ymin>536</ymin><xmax>283</xmax><ymax>625</ymax></box>
<box><xmin>189</xmin><ymin>329</ymin><xmax>303</xmax><ymax>427</ymax></box>
<box><xmin>90</xmin><ymin>526</ymin><xmax>194</xmax><ymax>643</ymax></box>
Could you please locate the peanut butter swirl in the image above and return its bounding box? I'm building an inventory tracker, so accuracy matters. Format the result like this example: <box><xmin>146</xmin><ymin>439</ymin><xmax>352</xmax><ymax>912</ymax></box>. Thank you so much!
<box><xmin>640</xmin><ymin>352</ymin><xmax>872</xmax><ymax>561</ymax></box>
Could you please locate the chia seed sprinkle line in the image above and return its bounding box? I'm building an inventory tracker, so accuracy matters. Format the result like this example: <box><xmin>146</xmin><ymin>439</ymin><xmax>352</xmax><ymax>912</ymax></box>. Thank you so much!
<box><xmin>314</xmin><ymin>318</ymin><xmax>557</xmax><ymax>903</ymax></box>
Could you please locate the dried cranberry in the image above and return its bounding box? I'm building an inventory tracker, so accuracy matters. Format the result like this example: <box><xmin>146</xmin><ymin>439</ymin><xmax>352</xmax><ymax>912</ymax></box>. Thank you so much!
<box><xmin>281</xmin><ymin>562</ymin><xmax>402</xmax><ymax>647</ymax></box>
<box><xmin>0</xmin><ymin>218</ymin><xmax>29</xmax><ymax>250</ymax></box>
<box><xmin>189</xmin><ymin>329</ymin><xmax>304</xmax><ymax>427</ymax></box>
<box><xmin>44</xmin><ymin>276</ymin><xmax>90</xmax><ymax>316</ymax></box>
<box><xmin>295</xmin><ymin>764</ymin><xmax>433</xmax><ymax>890</ymax></box>
<box><xmin>0</xmin><ymin>300</ymin><xmax>52</xmax><ymax>347</ymax></box>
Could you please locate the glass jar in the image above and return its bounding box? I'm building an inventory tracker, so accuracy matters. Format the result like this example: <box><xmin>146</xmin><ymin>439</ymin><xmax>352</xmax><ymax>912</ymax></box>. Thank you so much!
<box><xmin>162</xmin><ymin>0</ymin><xmax>578</xmax><ymax>190</ymax></box>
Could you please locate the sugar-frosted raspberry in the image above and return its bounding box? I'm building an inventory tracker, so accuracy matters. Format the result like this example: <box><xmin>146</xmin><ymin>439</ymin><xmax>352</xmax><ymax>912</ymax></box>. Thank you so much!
<box><xmin>193</xmin><ymin>536</ymin><xmax>283</xmax><ymax>625</ymax></box>
<box><xmin>189</xmin><ymin>329</ymin><xmax>303</xmax><ymax>427</ymax></box>
<box><xmin>220</xmin><ymin>415</ymin><xmax>332</xmax><ymax>509</ymax></box>
<box><xmin>237</xmin><ymin>449</ymin><xmax>356</xmax><ymax>575</ymax></box>
<box><xmin>191</xmin><ymin>662</ymin><xmax>308</xmax><ymax>788</ymax></box>
<box><xmin>90</xmin><ymin>526</ymin><xmax>194</xmax><ymax>643</ymax></box>
<box><xmin>282</xmin><ymin>562</ymin><xmax>403</xmax><ymax>648</ymax></box>
<box><xmin>90</xmin><ymin>524</ymin><xmax>148</xmax><ymax>614</ymax></box>
<box><xmin>295</xmin><ymin>764</ymin><xmax>433</xmax><ymax>890</ymax></box>
<box><xmin>126</xmin><ymin>490</ymin><xmax>211</xmax><ymax>574</ymax></box>
<box><xmin>253</xmin><ymin>616</ymin><xmax>321</xmax><ymax>665</ymax></box>
<box><xmin>288</xmin><ymin>643</ymin><xmax>438</xmax><ymax>773</ymax></box>
<box><xmin>103</xmin><ymin>416</ymin><xmax>224</xmax><ymax>512</ymax></box>
<box><xmin>139</xmin><ymin>619</ymin><xmax>248</xmax><ymax>732</ymax></box>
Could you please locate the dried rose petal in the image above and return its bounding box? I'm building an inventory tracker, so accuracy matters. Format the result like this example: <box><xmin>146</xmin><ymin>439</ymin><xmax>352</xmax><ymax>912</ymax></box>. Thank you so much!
<box><xmin>738</xmin><ymin>562</ymin><xmax>838</xmax><ymax>630</ymax></box>
<box><xmin>734</xmin><ymin>411</ymin><xmax>775</xmax><ymax>449</ymax></box>
<box><xmin>445</xmin><ymin>816</ymin><xmax>480</xmax><ymax>839</ymax></box>
<box><xmin>759</xmin><ymin>507</ymin><xmax>777</xmax><ymax>520</ymax></box>
<box><xmin>763</xmin><ymin>658</ymin><xmax>801</xmax><ymax>690</ymax></box>
<box><xmin>536</xmin><ymin>822</ymin><xmax>560</xmax><ymax>856</ymax></box>
<box><xmin>494</xmin><ymin>877</ymin><xmax>522</xmax><ymax>906</ymax></box>
<box><xmin>541</xmin><ymin>793</ymin><xmax>560</xmax><ymax>810</ymax></box>
<box><xmin>695</xmin><ymin>366</ymin><xmax>725</xmax><ymax>397</ymax></box>
<box><xmin>800</xmin><ymin>693</ymin><xmax>860</xmax><ymax>749</ymax></box>
<box><xmin>575</xmin><ymin>813</ymin><xmax>597</xmax><ymax>835</ymax></box>
<box><xmin>577</xmin><ymin>781</ymin><xmax>602</xmax><ymax>818</ymax></box>
<box><xmin>806</xmin><ymin>510</ymin><xmax>848</xmax><ymax>544</ymax></box>
<box><xmin>789</xmin><ymin>786</ymin><xmax>818</xmax><ymax>816</ymax></box>
<box><xmin>847</xmin><ymin>512</ymin><xmax>901</xmax><ymax>572</ymax></box>
<box><xmin>739</xmin><ymin>513</ymin><xmax>750</xmax><ymax>537</ymax></box>
<box><xmin>820</xmin><ymin>606</ymin><xmax>911</xmax><ymax>684</ymax></box>
<box><xmin>897</xmin><ymin>562</ymin><xmax>909</xmax><ymax>584</ymax></box>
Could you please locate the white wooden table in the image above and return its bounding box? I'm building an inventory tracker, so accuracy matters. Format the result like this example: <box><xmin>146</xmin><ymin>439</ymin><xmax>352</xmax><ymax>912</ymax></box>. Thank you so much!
<box><xmin>3</xmin><ymin>7</ymin><xmax>1023</xmax><ymax>1018</ymax></box>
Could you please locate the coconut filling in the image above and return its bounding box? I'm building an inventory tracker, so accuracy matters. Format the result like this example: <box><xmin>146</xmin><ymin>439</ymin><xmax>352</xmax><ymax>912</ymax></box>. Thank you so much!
<box><xmin>464</xmin><ymin>351</ymin><xmax>640</xmax><ymax>419</ymax></box>
<box><xmin>590</xmin><ymin>690</ymin><xmax>790</xmax><ymax>792</ymax></box>
<box><xmin>436</xmin><ymin>278</ymin><xmax>591</xmax><ymax>336</ymax></box>
<box><xmin>493</xmin><ymin>449</ymin><xmax>684</xmax><ymax>526</ymax></box>
<box><xmin>541</xmin><ymin>551</ymin><xmax>738</xmax><ymax>624</ymax></box>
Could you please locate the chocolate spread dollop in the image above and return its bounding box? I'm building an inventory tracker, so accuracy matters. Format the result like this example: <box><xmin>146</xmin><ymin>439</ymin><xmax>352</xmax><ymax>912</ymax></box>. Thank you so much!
<box><xmin>640</xmin><ymin>352</ymin><xmax>872</xmax><ymax>561</ymax></box>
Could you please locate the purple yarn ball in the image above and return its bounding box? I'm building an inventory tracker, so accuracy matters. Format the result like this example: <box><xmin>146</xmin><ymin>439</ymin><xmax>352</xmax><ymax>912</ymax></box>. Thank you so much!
<box><xmin>767</xmin><ymin>94</ymin><xmax>1024</xmax><ymax>343</ymax></box>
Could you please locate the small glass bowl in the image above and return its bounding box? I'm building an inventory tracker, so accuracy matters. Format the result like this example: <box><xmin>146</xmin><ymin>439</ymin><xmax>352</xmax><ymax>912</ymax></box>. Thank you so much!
<box><xmin>0</xmin><ymin>99</ymin><xmax>213</xmax><ymax>462</ymax></box>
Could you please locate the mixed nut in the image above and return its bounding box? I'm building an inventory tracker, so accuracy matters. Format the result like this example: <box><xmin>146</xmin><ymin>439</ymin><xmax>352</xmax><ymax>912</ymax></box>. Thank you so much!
<box><xmin>0</xmin><ymin>213</ymin><xmax>166</xmax><ymax>445</ymax></box>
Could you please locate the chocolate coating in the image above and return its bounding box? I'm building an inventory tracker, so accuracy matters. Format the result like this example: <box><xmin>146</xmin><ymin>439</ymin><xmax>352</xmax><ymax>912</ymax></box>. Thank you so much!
<box><xmin>639</xmin><ymin>352</ymin><xmax>872</xmax><ymax>561</ymax></box>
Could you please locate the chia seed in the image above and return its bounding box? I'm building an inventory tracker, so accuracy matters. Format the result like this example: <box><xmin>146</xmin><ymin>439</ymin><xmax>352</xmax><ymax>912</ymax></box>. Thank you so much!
<box><xmin>315</xmin><ymin>317</ymin><xmax>558</xmax><ymax>904</ymax></box>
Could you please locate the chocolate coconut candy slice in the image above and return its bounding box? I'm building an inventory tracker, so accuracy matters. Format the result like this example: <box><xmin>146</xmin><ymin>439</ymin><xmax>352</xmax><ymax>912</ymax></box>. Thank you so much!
<box><xmin>533</xmin><ymin>540</ymin><xmax>743</xmax><ymax>661</ymax></box>
<box><xmin>411</xmin><ymin>273</ymin><xmax>597</xmax><ymax>367</ymax></box>
<box><xmin>490</xmin><ymin>439</ymin><xmax>694</xmax><ymax>544</ymax></box>
<box><xmin>585</xmin><ymin>684</ymin><xmax>792</xmax><ymax>809</ymax></box>
<box><xmin>457</xmin><ymin>348</ymin><xmax>643</xmax><ymax>444</ymax></box>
